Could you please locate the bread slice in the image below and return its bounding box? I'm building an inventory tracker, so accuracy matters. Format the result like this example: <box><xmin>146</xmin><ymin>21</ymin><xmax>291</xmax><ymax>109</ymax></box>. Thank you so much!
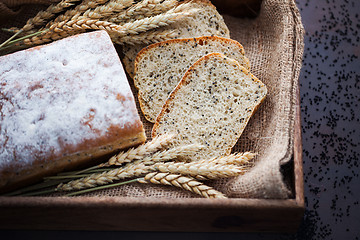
<box><xmin>152</xmin><ymin>53</ymin><xmax>267</xmax><ymax>161</ymax></box>
<box><xmin>122</xmin><ymin>0</ymin><xmax>230</xmax><ymax>78</ymax></box>
<box><xmin>134</xmin><ymin>36</ymin><xmax>251</xmax><ymax>123</ymax></box>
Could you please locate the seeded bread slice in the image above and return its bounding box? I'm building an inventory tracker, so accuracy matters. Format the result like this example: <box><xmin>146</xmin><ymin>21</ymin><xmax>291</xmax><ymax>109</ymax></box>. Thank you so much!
<box><xmin>122</xmin><ymin>0</ymin><xmax>230</xmax><ymax>78</ymax></box>
<box><xmin>134</xmin><ymin>36</ymin><xmax>251</xmax><ymax>123</ymax></box>
<box><xmin>152</xmin><ymin>53</ymin><xmax>267</xmax><ymax>161</ymax></box>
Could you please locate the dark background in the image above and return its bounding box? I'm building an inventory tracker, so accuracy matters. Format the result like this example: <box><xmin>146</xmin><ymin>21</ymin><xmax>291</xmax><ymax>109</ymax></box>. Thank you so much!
<box><xmin>2</xmin><ymin>0</ymin><xmax>360</xmax><ymax>239</ymax></box>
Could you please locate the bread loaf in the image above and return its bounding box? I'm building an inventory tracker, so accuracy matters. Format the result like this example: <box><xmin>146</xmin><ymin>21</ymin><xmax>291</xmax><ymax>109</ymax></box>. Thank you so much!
<box><xmin>152</xmin><ymin>53</ymin><xmax>267</xmax><ymax>161</ymax></box>
<box><xmin>122</xmin><ymin>0</ymin><xmax>230</xmax><ymax>77</ymax></box>
<box><xmin>134</xmin><ymin>36</ymin><xmax>251</xmax><ymax>122</ymax></box>
<box><xmin>0</xmin><ymin>31</ymin><xmax>146</xmax><ymax>193</ymax></box>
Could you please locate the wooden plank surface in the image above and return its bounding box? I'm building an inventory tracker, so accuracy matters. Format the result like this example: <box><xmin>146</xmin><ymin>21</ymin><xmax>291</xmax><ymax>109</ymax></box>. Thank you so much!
<box><xmin>294</xmin><ymin>78</ymin><xmax>305</xmax><ymax>208</ymax></box>
<box><xmin>0</xmin><ymin>197</ymin><xmax>303</xmax><ymax>232</ymax></box>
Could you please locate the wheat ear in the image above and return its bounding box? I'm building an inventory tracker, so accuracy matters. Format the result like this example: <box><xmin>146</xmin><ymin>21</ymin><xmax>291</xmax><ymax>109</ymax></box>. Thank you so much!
<box><xmin>23</xmin><ymin>18</ymin><xmax>121</xmax><ymax>46</ymax></box>
<box><xmin>56</xmin><ymin>144</ymin><xmax>201</xmax><ymax>191</ymax></box>
<box><xmin>139</xmin><ymin>172</ymin><xmax>227</xmax><ymax>198</ymax></box>
<box><xmin>70</xmin><ymin>0</ymin><xmax>110</xmax><ymax>19</ymax></box>
<box><xmin>56</xmin><ymin>162</ymin><xmax>149</xmax><ymax>191</ymax></box>
<box><xmin>81</xmin><ymin>0</ymin><xmax>134</xmax><ymax>20</ymax></box>
<box><xmin>109</xmin><ymin>0</ymin><xmax>178</xmax><ymax>23</ymax></box>
<box><xmin>79</xmin><ymin>138</ymin><xmax>195</xmax><ymax>174</ymax></box>
<box><xmin>43</xmin><ymin>0</ymin><xmax>109</xmax><ymax>29</ymax></box>
<box><xmin>23</xmin><ymin>3</ymin><xmax>196</xmax><ymax>46</ymax></box>
<box><xmin>132</xmin><ymin>0</ymin><xmax>179</xmax><ymax>20</ymax></box>
<box><xmin>198</xmin><ymin>152</ymin><xmax>256</xmax><ymax>166</ymax></box>
<box><xmin>112</xmin><ymin>3</ymin><xmax>199</xmax><ymax>36</ymax></box>
<box><xmin>106</xmin><ymin>134</ymin><xmax>175</xmax><ymax>166</ymax></box>
<box><xmin>21</xmin><ymin>0</ymin><xmax>80</xmax><ymax>33</ymax></box>
<box><xmin>135</xmin><ymin>144</ymin><xmax>204</xmax><ymax>165</ymax></box>
<box><xmin>112</xmin><ymin>29</ymin><xmax>177</xmax><ymax>45</ymax></box>
<box><xmin>29</xmin><ymin>0</ymin><xmax>129</xmax><ymax>45</ymax></box>
<box><xmin>22</xmin><ymin>28</ymin><xmax>80</xmax><ymax>46</ymax></box>
<box><xmin>151</xmin><ymin>161</ymin><xmax>248</xmax><ymax>180</ymax></box>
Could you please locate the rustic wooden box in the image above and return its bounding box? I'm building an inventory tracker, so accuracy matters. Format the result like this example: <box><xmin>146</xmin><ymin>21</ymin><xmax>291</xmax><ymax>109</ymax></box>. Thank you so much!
<box><xmin>0</xmin><ymin>109</ymin><xmax>303</xmax><ymax>232</ymax></box>
<box><xmin>0</xmin><ymin>0</ymin><xmax>304</xmax><ymax>232</ymax></box>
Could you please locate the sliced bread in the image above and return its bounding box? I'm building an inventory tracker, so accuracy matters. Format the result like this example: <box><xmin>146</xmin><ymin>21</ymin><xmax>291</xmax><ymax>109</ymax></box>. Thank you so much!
<box><xmin>122</xmin><ymin>0</ymin><xmax>230</xmax><ymax>78</ymax></box>
<box><xmin>134</xmin><ymin>36</ymin><xmax>250</xmax><ymax>123</ymax></box>
<box><xmin>134</xmin><ymin>36</ymin><xmax>251</xmax><ymax>123</ymax></box>
<box><xmin>152</xmin><ymin>53</ymin><xmax>267</xmax><ymax>161</ymax></box>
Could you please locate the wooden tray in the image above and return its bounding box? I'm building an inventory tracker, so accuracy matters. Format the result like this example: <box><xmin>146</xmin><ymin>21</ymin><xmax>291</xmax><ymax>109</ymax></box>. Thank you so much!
<box><xmin>0</xmin><ymin>0</ymin><xmax>304</xmax><ymax>232</ymax></box>
<box><xmin>0</xmin><ymin>104</ymin><xmax>303</xmax><ymax>232</ymax></box>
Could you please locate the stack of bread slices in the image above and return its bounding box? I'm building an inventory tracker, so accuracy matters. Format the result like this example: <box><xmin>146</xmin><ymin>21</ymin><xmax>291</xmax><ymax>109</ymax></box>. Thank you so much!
<box><xmin>133</xmin><ymin>35</ymin><xmax>267</xmax><ymax>162</ymax></box>
<box><xmin>130</xmin><ymin>1</ymin><xmax>267</xmax><ymax>162</ymax></box>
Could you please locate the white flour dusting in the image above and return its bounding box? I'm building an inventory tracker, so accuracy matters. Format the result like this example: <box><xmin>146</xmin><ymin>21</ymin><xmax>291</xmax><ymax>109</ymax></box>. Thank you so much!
<box><xmin>0</xmin><ymin>31</ymin><xmax>140</xmax><ymax>168</ymax></box>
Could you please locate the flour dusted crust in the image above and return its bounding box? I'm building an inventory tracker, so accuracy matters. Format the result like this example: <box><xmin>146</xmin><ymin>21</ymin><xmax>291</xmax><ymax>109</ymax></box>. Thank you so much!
<box><xmin>152</xmin><ymin>53</ymin><xmax>267</xmax><ymax>161</ymax></box>
<box><xmin>0</xmin><ymin>31</ymin><xmax>146</xmax><ymax>193</ymax></box>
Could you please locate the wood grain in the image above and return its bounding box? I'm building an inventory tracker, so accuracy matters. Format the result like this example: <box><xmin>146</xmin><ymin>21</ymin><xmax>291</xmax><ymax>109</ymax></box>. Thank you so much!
<box><xmin>0</xmin><ymin>197</ymin><xmax>303</xmax><ymax>232</ymax></box>
<box><xmin>294</xmin><ymin>76</ymin><xmax>305</xmax><ymax>208</ymax></box>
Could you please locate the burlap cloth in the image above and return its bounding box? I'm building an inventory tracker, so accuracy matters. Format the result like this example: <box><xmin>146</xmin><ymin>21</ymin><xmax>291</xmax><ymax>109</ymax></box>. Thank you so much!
<box><xmin>0</xmin><ymin>0</ymin><xmax>304</xmax><ymax>199</ymax></box>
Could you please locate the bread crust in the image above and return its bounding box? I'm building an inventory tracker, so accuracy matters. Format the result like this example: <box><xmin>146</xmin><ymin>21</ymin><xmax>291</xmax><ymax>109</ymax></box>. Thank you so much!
<box><xmin>0</xmin><ymin>131</ymin><xmax>146</xmax><ymax>193</ymax></box>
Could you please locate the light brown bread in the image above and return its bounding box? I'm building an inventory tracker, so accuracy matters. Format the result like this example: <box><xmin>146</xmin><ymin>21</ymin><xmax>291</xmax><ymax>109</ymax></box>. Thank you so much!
<box><xmin>152</xmin><ymin>53</ymin><xmax>267</xmax><ymax>161</ymax></box>
<box><xmin>122</xmin><ymin>0</ymin><xmax>230</xmax><ymax>77</ymax></box>
<box><xmin>134</xmin><ymin>36</ymin><xmax>251</xmax><ymax>122</ymax></box>
<box><xmin>0</xmin><ymin>31</ymin><xmax>146</xmax><ymax>193</ymax></box>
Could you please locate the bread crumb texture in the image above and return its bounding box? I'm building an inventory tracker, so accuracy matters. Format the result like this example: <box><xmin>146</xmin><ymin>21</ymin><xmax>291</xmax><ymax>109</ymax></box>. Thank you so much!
<box><xmin>134</xmin><ymin>36</ymin><xmax>250</xmax><ymax>122</ymax></box>
<box><xmin>152</xmin><ymin>53</ymin><xmax>267</xmax><ymax>161</ymax></box>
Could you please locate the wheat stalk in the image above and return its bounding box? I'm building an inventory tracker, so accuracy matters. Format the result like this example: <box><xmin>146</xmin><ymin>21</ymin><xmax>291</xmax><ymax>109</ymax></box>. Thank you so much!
<box><xmin>81</xmin><ymin>0</ymin><xmax>134</xmax><ymax>20</ymax></box>
<box><xmin>139</xmin><ymin>172</ymin><xmax>227</xmax><ymax>198</ymax></box>
<box><xmin>20</xmin><ymin>0</ymin><xmax>80</xmax><ymax>33</ymax></box>
<box><xmin>133</xmin><ymin>0</ymin><xmax>179</xmax><ymax>20</ymax></box>
<box><xmin>56</xmin><ymin>18</ymin><xmax>121</xmax><ymax>32</ymax></box>
<box><xmin>43</xmin><ymin>0</ymin><xmax>109</xmax><ymax>29</ymax></box>
<box><xmin>112</xmin><ymin>3</ymin><xmax>199</xmax><ymax>36</ymax></box>
<box><xmin>56</xmin><ymin>144</ymin><xmax>201</xmax><ymax>191</ymax></box>
<box><xmin>25</xmin><ymin>0</ymin><xmax>126</xmax><ymax>45</ymax></box>
<box><xmin>111</xmin><ymin>29</ymin><xmax>177</xmax><ymax>45</ymax></box>
<box><xmin>135</xmin><ymin>144</ymin><xmax>203</xmax><ymax>165</ymax></box>
<box><xmin>106</xmin><ymin>134</ymin><xmax>175</xmax><ymax>166</ymax></box>
<box><xmin>15</xmin><ymin>1</ymin><xmax>196</xmax><ymax>48</ymax></box>
<box><xmin>109</xmin><ymin>0</ymin><xmax>178</xmax><ymax>23</ymax></box>
<box><xmin>77</xmin><ymin>134</ymin><xmax>182</xmax><ymax>174</ymax></box>
<box><xmin>198</xmin><ymin>152</ymin><xmax>256</xmax><ymax>165</ymax></box>
<box><xmin>23</xmin><ymin>18</ymin><xmax>121</xmax><ymax>46</ymax></box>
<box><xmin>70</xmin><ymin>0</ymin><xmax>109</xmax><ymax>19</ymax></box>
<box><xmin>151</xmin><ymin>161</ymin><xmax>248</xmax><ymax>180</ymax></box>
<box><xmin>22</xmin><ymin>28</ymin><xmax>81</xmax><ymax>46</ymax></box>
<box><xmin>56</xmin><ymin>162</ymin><xmax>149</xmax><ymax>191</ymax></box>
<box><xmin>23</xmin><ymin>8</ymin><xmax>192</xmax><ymax>47</ymax></box>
